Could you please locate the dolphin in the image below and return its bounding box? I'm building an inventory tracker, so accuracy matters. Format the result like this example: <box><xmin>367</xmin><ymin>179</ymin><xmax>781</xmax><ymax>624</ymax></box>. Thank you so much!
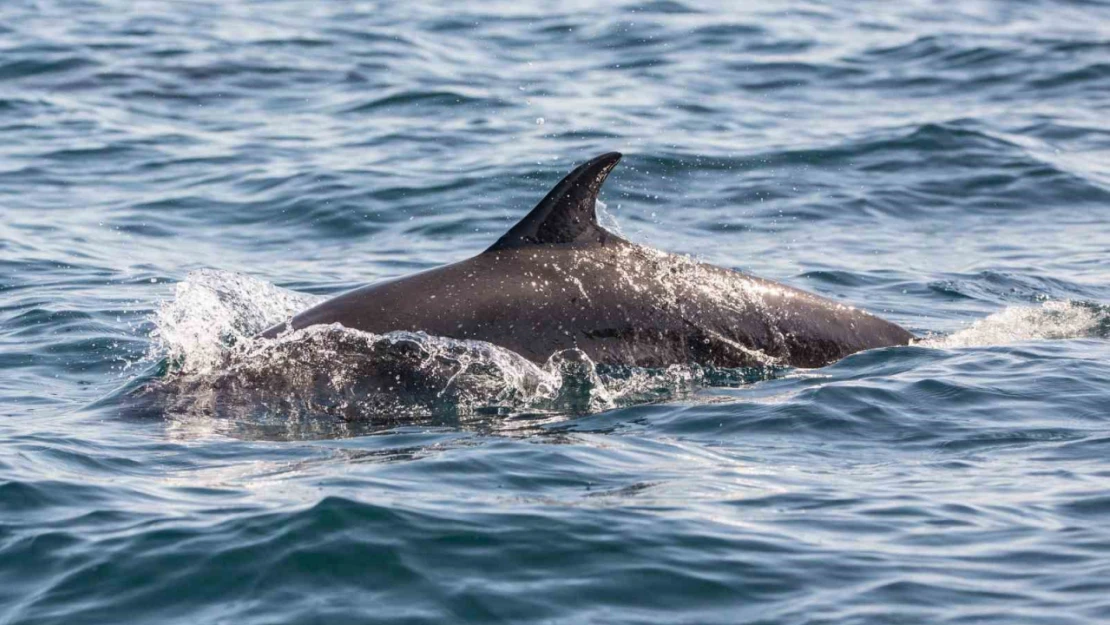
<box><xmin>262</xmin><ymin>152</ymin><xmax>914</xmax><ymax>368</ymax></box>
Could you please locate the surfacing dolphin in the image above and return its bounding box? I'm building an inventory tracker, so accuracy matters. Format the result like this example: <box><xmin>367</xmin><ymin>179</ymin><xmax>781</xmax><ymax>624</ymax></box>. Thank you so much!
<box><xmin>262</xmin><ymin>152</ymin><xmax>914</xmax><ymax>368</ymax></box>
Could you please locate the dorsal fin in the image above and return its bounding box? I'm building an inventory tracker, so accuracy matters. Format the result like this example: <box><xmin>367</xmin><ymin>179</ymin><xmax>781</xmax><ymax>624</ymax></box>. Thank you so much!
<box><xmin>486</xmin><ymin>152</ymin><xmax>622</xmax><ymax>252</ymax></box>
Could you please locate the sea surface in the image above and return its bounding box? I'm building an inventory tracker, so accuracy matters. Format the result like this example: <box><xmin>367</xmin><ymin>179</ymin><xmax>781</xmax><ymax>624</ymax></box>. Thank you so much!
<box><xmin>3</xmin><ymin>1</ymin><xmax>1110</xmax><ymax>623</ymax></box>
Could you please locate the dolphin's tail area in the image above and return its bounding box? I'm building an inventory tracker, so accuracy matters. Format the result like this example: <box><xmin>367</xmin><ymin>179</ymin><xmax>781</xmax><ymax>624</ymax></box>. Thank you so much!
<box><xmin>486</xmin><ymin>152</ymin><xmax>623</xmax><ymax>252</ymax></box>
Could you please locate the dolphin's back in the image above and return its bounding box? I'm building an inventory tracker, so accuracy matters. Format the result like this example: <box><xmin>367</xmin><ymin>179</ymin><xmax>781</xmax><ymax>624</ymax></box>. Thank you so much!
<box><xmin>267</xmin><ymin>242</ymin><xmax>912</xmax><ymax>368</ymax></box>
<box><xmin>263</xmin><ymin>153</ymin><xmax>914</xmax><ymax>368</ymax></box>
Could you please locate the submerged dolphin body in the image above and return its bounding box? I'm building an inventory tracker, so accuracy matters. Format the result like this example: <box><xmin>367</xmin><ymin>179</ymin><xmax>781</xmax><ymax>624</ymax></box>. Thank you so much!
<box><xmin>262</xmin><ymin>153</ymin><xmax>913</xmax><ymax>368</ymax></box>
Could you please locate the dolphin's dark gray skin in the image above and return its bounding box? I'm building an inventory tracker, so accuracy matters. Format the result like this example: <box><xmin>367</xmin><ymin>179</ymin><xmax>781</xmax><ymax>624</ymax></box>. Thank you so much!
<box><xmin>262</xmin><ymin>153</ymin><xmax>914</xmax><ymax>368</ymax></box>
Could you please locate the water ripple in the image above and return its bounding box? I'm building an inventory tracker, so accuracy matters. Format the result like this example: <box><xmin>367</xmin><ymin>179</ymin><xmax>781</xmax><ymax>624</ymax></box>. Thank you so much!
<box><xmin>2</xmin><ymin>0</ymin><xmax>1110</xmax><ymax>623</ymax></box>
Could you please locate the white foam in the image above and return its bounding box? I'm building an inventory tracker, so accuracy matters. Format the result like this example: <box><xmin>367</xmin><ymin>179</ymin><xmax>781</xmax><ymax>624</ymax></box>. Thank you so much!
<box><xmin>918</xmin><ymin>300</ymin><xmax>1107</xmax><ymax>349</ymax></box>
<box><xmin>150</xmin><ymin>269</ymin><xmax>322</xmax><ymax>374</ymax></box>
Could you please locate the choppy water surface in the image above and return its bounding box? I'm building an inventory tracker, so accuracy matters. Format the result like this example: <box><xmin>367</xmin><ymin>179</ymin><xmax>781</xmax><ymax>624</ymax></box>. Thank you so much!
<box><xmin>3</xmin><ymin>1</ymin><xmax>1110</xmax><ymax>623</ymax></box>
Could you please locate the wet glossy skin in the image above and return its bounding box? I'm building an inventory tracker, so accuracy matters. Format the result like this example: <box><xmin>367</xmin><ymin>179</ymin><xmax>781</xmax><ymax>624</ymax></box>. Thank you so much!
<box><xmin>262</xmin><ymin>238</ymin><xmax>914</xmax><ymax>368</ymax></box>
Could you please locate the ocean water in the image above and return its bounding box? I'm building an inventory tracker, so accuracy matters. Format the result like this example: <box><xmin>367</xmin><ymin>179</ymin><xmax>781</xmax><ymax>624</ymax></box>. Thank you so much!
<box><xmin>3</xmin><ymin>0</ymin><xmax>1110</xmax><ymax>623</ymax></box>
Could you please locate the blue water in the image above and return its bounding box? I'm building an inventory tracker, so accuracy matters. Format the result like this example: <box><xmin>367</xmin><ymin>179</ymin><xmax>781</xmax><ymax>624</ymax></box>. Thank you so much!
<box><xmin>3</xmin><ymin>1</ymin><xmax>1110</xmax><ymax>623</ymax></box>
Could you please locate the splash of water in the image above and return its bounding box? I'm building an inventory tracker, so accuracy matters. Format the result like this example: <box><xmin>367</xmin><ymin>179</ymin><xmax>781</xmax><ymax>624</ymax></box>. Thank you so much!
<box><xmin>918</xmin><ymin>300</ymin><xmax>1109</xmax><ymax>349</ymax></box>
<box><xmin>151</xmin><ymin>269</ymin><xmax>323</xmax><ymax>374</ymax></box>
<box><xmin>595</xmin><ymin>199</ymin><xmax>625</xmax><ymax>237</ymax></box>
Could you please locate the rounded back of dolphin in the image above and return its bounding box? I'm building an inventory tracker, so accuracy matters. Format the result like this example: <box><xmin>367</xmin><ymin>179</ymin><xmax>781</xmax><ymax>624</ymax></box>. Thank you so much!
<box><xmin>262</xmin><ymin>152</ymin><xmax>914</xmax><ymax>368</ymax></box>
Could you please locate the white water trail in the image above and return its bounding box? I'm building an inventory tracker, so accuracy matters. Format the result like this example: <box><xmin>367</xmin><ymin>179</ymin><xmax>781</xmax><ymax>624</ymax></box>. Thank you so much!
<box><xmin>918</xmin><ymin>300</ymin><xmax>1107</xmax><ymax>349</ymax></box>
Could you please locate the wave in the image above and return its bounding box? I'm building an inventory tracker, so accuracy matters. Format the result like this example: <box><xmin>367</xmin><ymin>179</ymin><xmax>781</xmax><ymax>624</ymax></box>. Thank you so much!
<box><xmin>918</xmin><ymin>300</ymin><xmax>1109</xmax><ymax>349</ymax></box>
<box><xmin>339</xmin><ymin>90</ymin><xmax>510</xmax><ymax>115</ymax></box>
<box><xmin>633</xmin><ymin>121</ymin><xmax>1110</xmax><ymax>212</ymax></box>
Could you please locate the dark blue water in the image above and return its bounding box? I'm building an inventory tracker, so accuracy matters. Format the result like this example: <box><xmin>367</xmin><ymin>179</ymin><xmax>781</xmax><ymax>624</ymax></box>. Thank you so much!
<box><xmin>3</xmin><ymin>1</ymin><xmax>1110</xmax><ymax>623</ymax></box>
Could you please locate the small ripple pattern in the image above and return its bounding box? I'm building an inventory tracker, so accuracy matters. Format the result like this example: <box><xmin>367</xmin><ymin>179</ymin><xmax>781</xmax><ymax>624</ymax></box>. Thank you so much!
<box><xmin>2</xmin><ymin>1</ymin><xmax>1110</xmax><ymax>624</ymax></box>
